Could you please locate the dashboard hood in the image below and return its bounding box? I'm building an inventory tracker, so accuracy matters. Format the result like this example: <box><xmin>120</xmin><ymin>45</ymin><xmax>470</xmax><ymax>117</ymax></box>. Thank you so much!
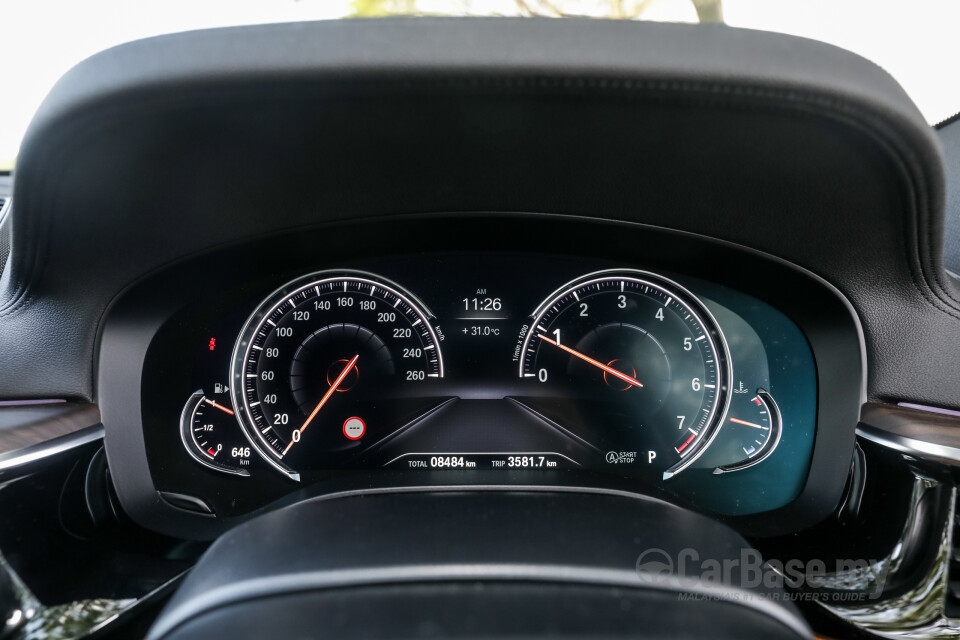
<box><xmin>2</xmin><ymin>17</ymin><xmax>954</xmax><ymax>409</ymax></box>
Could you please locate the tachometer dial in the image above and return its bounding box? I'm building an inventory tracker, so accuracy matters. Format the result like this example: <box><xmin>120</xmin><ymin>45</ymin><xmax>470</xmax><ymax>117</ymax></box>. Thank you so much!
<box><xmin>517</xmin><ymin>270</ymin><xmax>730</xmax><ymax>480</ymax></box>
<box><xmin>230</xmin><ymin>271</ymin><xmax>444</xmax><ymax>480</ymax></box>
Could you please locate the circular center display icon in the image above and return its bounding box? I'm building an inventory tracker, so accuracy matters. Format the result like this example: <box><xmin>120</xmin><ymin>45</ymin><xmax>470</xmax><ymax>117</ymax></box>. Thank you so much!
<box><xmin>343</xmin><ymin>417</ymin><xmax>366</xmax><ymax>440</ymax></box>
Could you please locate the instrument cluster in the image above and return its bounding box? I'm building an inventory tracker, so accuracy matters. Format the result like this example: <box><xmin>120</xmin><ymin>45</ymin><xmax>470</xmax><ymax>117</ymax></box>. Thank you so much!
<box><xmin>141</xmin><ymin>253</ymin><xmax>818</xmax><ymax>521</ymax></box>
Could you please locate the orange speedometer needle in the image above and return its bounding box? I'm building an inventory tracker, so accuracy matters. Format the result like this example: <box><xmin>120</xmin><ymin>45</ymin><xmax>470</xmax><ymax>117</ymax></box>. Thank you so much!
<box><xmin>536</xmin><ymin>334</ymin><xmax>643</xmax><ymax>389</ymax></box>
<box><xmin>203</xmin><ymin>398</ymin><xmax>235</xmax><ymax>416</ymax></box>
<box><xmin>282</xmin><ymin>354</ymin><xmax>359</xmax><ymax>455</ymax></box>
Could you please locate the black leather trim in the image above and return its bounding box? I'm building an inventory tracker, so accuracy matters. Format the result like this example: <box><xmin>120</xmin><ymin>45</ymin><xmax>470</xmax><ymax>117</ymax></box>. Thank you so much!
<box><xmin>147</xmin><ymin>491</ymin><xmax>811</xmax><ymax>640</ymax></box>
<box><xmin>0</xmin><ymin>197</ymin><xmax>11</xmax><ymax>280</ymax></box>
<box><xmin>2</xmin><ymin>18</ymin><xmax>953</xmax><ymax>408</ymax></box>
<box><xmin>937</xmin><ymin>116</ymin><xmax>960</xmax><ymax>277</ymax></box>
<box><xmin>157</xmin><ymin>583</ymin><xmax>807</xmax><ymax>640</ymax></box>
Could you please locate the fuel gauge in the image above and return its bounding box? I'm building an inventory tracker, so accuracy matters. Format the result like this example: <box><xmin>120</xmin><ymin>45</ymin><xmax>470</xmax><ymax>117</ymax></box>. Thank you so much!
<box><xmin>180</xmin><ymin>390</ymin><xmax>253</xmax><ymax>476</ymax></box>
<box><xmin>714</xmin><ymin>389</ymin><xmax>782</xmax><ymax>473</ymax></box>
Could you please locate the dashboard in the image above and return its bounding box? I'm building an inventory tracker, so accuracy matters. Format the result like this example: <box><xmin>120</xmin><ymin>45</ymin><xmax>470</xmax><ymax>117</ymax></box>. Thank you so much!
<box><xmin>99</xmin><ymin>215</ymin><xmax>860</xmax><ymax>538</ymax></box>
<box><xmin>6</xmin><ymin>17</ymin><xmax>960</xmax><ymax>640</ymax></box>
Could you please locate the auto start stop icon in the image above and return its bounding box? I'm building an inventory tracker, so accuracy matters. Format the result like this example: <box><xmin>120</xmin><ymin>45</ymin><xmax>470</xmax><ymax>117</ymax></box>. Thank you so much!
<box><xmin>605</xmin><ymin>451</ymin><xmax>637</xmax><ymax>464</ymax></box>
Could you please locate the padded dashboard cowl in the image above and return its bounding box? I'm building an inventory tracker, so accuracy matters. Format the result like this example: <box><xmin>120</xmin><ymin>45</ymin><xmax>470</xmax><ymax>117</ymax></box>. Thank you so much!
<box><xmin>147</xmin><ymin>490</ymin><xmax>811</xmax><ymax>640</ymax></box>
<box><xmin>5</xmin><ymin>17</ymin><xmax>956</xmax><ymax>411</ymax></box>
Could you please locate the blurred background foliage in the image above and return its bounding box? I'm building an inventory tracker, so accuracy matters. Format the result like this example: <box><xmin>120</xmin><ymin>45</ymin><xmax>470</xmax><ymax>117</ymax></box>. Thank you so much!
<box><xmin>0</xmin><ymin>0</ymin><xmax>722</xmax><ymax>171</ymax></box>
<box><xmin>11</xmin><ymin>0</ymin><xmax>960</xmax><ymax>170</ymax></box>
<box><xmin>349</xmin><ymin>0</ymin><xmax>724</xmax><ymax>22</ymax></box>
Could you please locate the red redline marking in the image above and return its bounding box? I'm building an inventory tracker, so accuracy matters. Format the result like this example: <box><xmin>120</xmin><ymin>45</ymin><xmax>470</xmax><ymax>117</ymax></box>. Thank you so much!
<box><xmin>752</xmin><ymin>396</ymin><xmax>763</xmax><ymax>405</ymax></box>
<box><xmin>676</xmin><ymin>433</ymin><xmax>697</xmax><ymax>453</ymax></box>
<box><xmin>207</xmin><ymin>448</ymin><xmax>217</xmax><ymax>456</ymax></box>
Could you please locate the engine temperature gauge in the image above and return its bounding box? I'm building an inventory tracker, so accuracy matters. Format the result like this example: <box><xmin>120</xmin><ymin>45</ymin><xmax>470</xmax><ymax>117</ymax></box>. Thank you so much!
<box><xmin>180</xmin><ymin>390</ymin><xmax>252</xmax><ymax>476</ymax></box>
<box><xmin>714</xmin><ymin>389</ymin><xmax>782</xmax><ymax>473</ymax></box>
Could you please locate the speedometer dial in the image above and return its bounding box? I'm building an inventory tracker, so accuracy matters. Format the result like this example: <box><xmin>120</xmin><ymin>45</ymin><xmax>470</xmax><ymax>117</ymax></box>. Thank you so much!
<box><xmin>517</xmin><ymin>270</ymin><xmax>730</xmax><ymax>480</ymax></box>
<box><xmin>230</xmin><ymin>271</ymin><xmax>444</xmax><ymax>479</ymax></box>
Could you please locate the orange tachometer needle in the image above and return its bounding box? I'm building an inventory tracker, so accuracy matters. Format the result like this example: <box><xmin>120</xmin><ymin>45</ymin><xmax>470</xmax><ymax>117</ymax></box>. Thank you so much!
<box><xmin>204</xmin><ymin>398</ymin><xmax>235</xmax><ymax>416</ymax></box>
<box><xmin>536</xmin><ymin>334</ymin><xmax>643</xmax><ymax>389</ymax></box>
<box><xmin>283</xmin><ymin>354</ymin><xmax>359</xmax><ymax>455</ymax></box>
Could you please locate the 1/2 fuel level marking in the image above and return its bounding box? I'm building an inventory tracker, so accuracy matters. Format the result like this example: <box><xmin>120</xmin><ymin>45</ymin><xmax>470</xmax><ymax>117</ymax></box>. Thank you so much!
<box><xmin>179</xmin><ymin>390</ymin><xmax>252</xmax><ymax>477</ymax></box>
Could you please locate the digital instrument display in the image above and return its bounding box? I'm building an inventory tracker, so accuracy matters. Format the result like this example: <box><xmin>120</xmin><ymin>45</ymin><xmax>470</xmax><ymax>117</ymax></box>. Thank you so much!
<box><xmin>173</xmin><ymin>260</ymin><xmax>808</xmax><ymax>481</ymax></box>
<box><xmin>145</xmin><ymin>253</ymin><xmax>817</xmax><ymax>518</ymax></box>
<box><xmin>218</xmin><ymin>268</ymin><xmax>735</xmax><ymax>480</ymax></box>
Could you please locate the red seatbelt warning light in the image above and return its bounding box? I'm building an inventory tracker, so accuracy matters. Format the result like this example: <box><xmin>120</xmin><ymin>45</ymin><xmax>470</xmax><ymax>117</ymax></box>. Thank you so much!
<box><xmin>209</xmin><ymin>338</ymin><xmax>216</xmax><ymax>351</ymax></box>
